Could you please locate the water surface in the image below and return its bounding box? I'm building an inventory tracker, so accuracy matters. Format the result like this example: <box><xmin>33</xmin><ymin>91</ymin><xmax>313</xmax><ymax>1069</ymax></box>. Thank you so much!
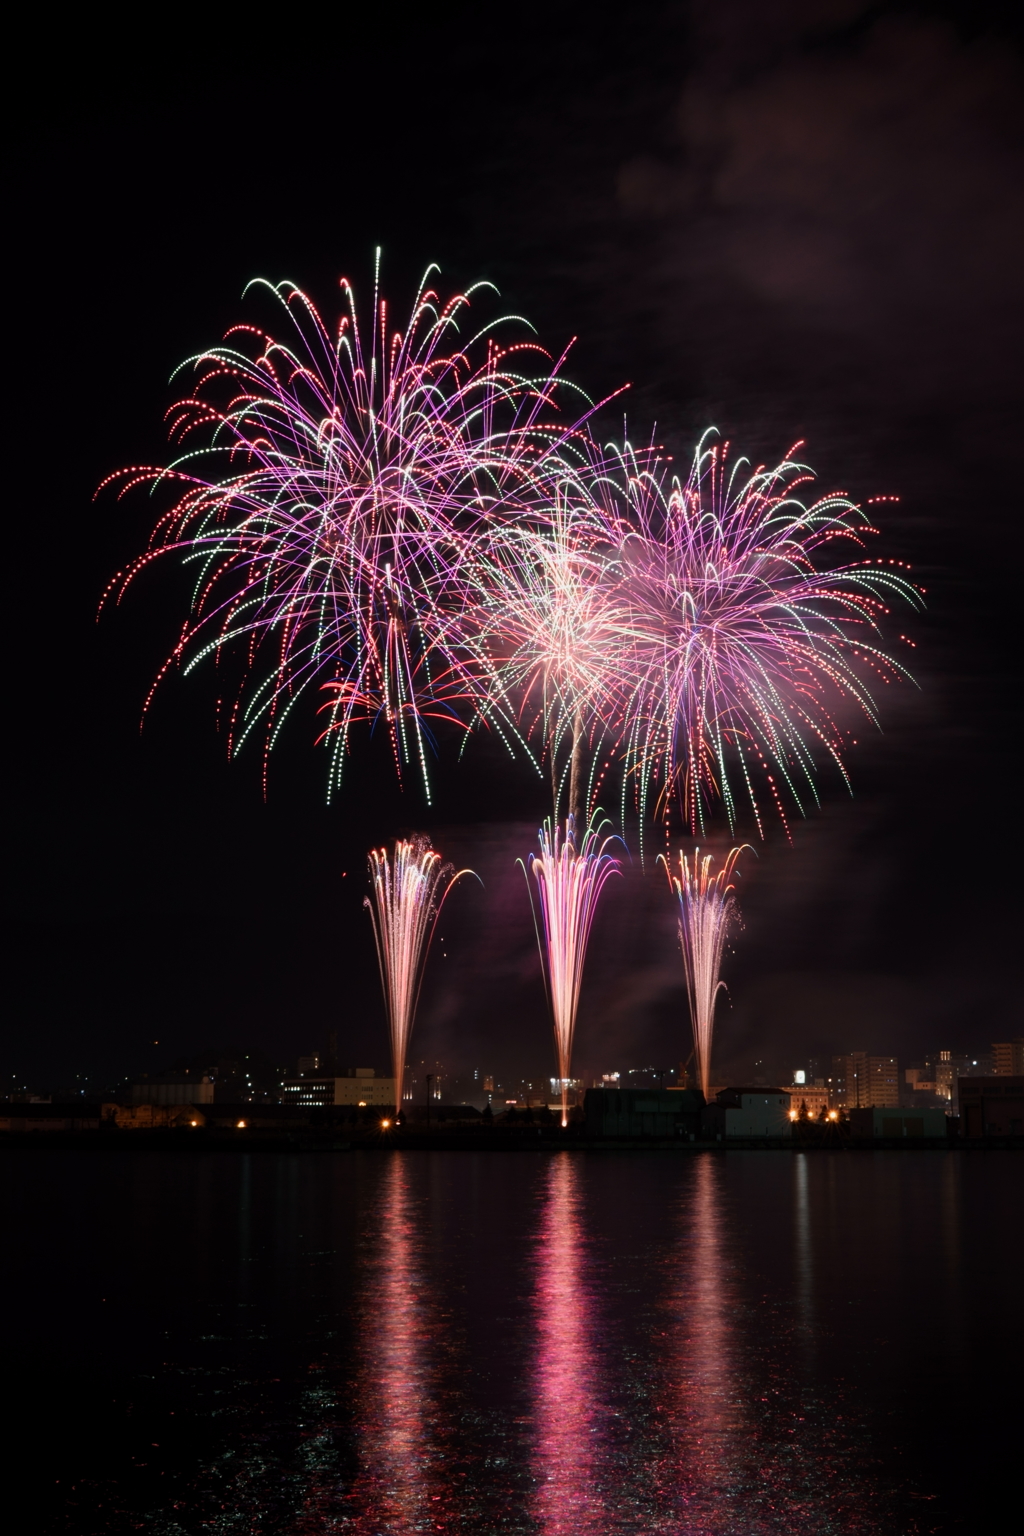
<box><xmin>4</xmin><ymin>1149</ymin><xmax>1019</xmax><ymax>1533</ymax></box>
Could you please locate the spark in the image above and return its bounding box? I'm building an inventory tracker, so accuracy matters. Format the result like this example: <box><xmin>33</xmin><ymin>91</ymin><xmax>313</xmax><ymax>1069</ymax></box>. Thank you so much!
<box><xmin>662</xmin><ymin>845</ymin><xmax>747</xmax><ymax>1103</ymax></box>
<box><xmin>522</xmin><ymin>815</ymin><xmax>621</xmax><ymax>1126</ymax></box>
<box><xmin>365</xmin><ymin>836</ymin><xmax>475</xmax><ymax>1116</ymax></box>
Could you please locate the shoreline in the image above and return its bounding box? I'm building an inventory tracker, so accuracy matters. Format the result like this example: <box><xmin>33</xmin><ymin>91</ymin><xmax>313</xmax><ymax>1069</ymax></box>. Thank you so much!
<box><xmin>2</xmin><ymin>1130</ymin><xmax>1021</xmax><ymax>1153</ymax></box>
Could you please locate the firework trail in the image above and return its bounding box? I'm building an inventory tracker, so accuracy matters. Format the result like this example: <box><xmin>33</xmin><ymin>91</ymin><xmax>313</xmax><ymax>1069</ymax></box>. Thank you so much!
<box><xmin>365</xmin><ymin>836</ymin><xmax>474</xmax><ymax>1117</ymax></box>
<box><xmin>662</xmin><ymin>846</ymin><xmax>746</xmax><ymax>1103</ymax></box>
<box><xmin>99</xmin><ymin>259</ymin><xmax>596</xmax><ymax>801</ymax></box>
<box><xmin>522</xmin><ymin>816</ymin><xmax>621</xmax><ymax>1126</ymax></box>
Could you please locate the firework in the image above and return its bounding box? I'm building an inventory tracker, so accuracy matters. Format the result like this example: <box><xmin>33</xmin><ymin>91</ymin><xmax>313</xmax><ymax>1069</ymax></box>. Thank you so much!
<box><xmin>467</xmin><ymin>492</ymin><xmax>630</xmax><ymax>824</ymax></box>
<box><xmin>99</xmin><ymin>259</ymin><xmax>594</xmax><ymax>801</ymax></box>
<box><xmin>365</xmin><ymin>836</ymin><xmax>474</xmax><ymax>1115</ymax></box>
<box><xmin>522</xmin><ymin>816</ymin><xmax>621</xmax><ymax>1126</ymax></box>
<box><xmin>663</xmin><ymin>846</ymin><xmax>746</xmax><ymax>1102</ymax></box>
<box><xmin>591</xmin><ymin>433</ymin><xmax>921</xmax><ymax>837</ymax></box>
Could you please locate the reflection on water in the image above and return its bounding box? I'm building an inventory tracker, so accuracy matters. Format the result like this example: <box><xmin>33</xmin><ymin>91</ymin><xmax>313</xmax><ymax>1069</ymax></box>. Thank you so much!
<box><xmin>794</xmin><ymin>1151</ymin><xmax>815</xmax><ymax>1367</ymax></box>
<box><xmin>669</xmin><ymin>1152</ymin><xmax>747</xmax><ymax>1521</ymax></box>
<box><xmin>533</xmin><ymin>1155</ymin><xmax>607</xmax><ymax>1534</ymax></box>
<box><xmin>8</xmin><ymin>1150</ymin><xmax>1019</xmax><ymax>1535</ymax></box>
<box><xmin>349</xmin><ymin>1154</ymin><xmax>447</xmax><ymax>1534</ymax></box>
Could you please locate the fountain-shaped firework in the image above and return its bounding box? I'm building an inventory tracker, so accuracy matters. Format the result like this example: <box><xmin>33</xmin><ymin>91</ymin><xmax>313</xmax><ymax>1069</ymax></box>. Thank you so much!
<box><xmin>524</xmin><ymin>816</ymin><xmax>621</xmax><ymax>1127</ymax></box>
<box><xmin>365</xmin><ymin>836</ymin><xmax>473</xmax><ymax>1116</ymax></box>
<box><xmin>665</xmin><ymin>847</ymin><xmax>746</xmax><ymax>1103</ymax></box>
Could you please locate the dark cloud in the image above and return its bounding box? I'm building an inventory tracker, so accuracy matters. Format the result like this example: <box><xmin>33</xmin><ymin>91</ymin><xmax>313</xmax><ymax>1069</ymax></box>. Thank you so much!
<box><xmin>615</xmin><ymin>12</ymin><xmax>1023</xmax><ymax>399</ymax></box>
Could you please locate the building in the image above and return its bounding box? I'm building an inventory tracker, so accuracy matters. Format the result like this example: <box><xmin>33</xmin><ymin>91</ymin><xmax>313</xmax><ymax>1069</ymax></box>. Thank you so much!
<box><xmin>200</xmin><ymin>1104</ymin><xmax>316</xmax><ymax>1130</ymax></box>
<box><xmin>585</xmin><ymin>1087</ymin><xmax>703</xmax><ymax>1138</ymax></box>
<box><xmin>831</xmin><ymin>1053</ymin><xmax>900</xmax><ymax>1109</ymax></box>
<box><xmin>992</xmin><ymin>1040</ymin><xmax>1024</xmax><ymax>1076</ymax></box>
<box><xmin>788</xmin><ymin>1088</ymin><xmax>830</xmax><ymax>1120</ymax></box>
<box><xmin>282</xmin><ymin>1068</ymin><xmax>395</xmax><ymax>1107</ymax></box>
<box><xmin>848</xmin><ymin>1107</ymin><xmax>949</xmax><ymax>1139</ymax></box>
<box><xmin>548</xmin><ymin>1077</ymin><xmax>583</xmax><ymax>1110</ymax></box>
<box><xmin>707</xmin><ymin>1088</ymin><xmax>793</xmax><ymax>1138</ymax></box>
<box><xmin>926</xmin><ymin>1051</ymin><xmax>984</xmax><ymax>1112</ymax></box>
<box><xmin>908</xmin><ymin>1069</ymin><xmax>939</xmax><ymax>1105</ymax></box>
<box><xmin>129</xmin><ymin>1075</ymin><xmax>215</xmax><ymax>1106</ymax></box>
<box><xmin>958</xmin><ymin>1076</ymin><xmax>1024</xmax><ymax>1137</ymax></box>
<box><xmin>102</xmin><ymin>1102</ymin><xmax>206</xmax><ymax>1128</ymax></box>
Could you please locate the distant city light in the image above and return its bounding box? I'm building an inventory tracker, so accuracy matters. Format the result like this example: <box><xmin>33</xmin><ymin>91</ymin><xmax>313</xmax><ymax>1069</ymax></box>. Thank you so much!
<box><xmin>794</xmin><ymin>1070</ymin><xmax>806</xmax><ymax>1084</ymax></box>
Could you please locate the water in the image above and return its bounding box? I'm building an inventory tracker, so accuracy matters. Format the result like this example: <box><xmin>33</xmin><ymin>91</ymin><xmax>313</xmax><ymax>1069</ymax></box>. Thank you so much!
<box><xmin>4</xmin><ymin>1148</ymin><xmax>1020</xmax><ymax>1534</ymax></box>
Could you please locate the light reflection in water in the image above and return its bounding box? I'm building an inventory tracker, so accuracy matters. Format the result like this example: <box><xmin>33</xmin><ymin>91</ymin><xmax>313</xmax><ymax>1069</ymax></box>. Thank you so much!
<box><xmin>349</xmin><ymin>1154</ymin><xmax>446</xmax><ymax>1535</ymax></box>
<box><xmin>669</xmin><ymin>1153</ymin><xmax>747</xmax><ymax>1516</ymax></box>
<box><xmin>793</xmin><ymin>1151</ymin><xmax>815</xmax><ymax>1372</ymax></box>
<box><xmin>660</xmin><ymin>1156</ymin><xmax>888</xmax><ymax>1535</ymax></box>
<box><xmin>533</xmin><ymin>1154</ymin><xmax>608</xmax><ymax>1534</ymax></box>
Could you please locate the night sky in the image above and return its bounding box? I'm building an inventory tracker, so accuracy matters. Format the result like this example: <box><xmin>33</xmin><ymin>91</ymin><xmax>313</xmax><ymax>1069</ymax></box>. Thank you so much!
<box><xmin>8</xmin><ymin>1</ymin><xmax>1022</xmax><ymax>1094</ymax></box>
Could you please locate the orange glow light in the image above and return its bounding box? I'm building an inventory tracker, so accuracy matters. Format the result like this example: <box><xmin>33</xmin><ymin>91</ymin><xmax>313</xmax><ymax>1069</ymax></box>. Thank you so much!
<box><xmin>236</xmin><ymin>1120</ymin><xmax>247</xmax><ymax>1129</ymax></box>
<box><xmin>381</xmin><ymin>1118</ymin><xmax>392</xmax><ymax>1129</ymax></box>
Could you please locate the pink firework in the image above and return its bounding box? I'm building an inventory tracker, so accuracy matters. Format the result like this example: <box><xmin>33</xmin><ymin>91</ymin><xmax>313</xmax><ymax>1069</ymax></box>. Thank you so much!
<box><xmin>591</xmin><ymin>432</ymin><xmax>922</xmax><ymax>836</ymax></box>
<box><xmin>364</xmin><ymin>836</ymin><xmax>474</xmax><ymax>1117</ymax></box>
<box><xmin>522</xmin><ymin>815</ymin><xmax>621</xmax><ymax>1126</ymax></box>
<box><xmin>99</xmin><ymin>260</ymin><xmax>586</xmax><ymax>800</ymax></box>
<box><xmin>662</xmin><ymin>845</ymin><xmax>746</xmax><ymax>1102</ymax></box>
<box><xmin>468</xmin><ymin>494</ymin><xmax>629</xmax><ymax>821</ymax></box>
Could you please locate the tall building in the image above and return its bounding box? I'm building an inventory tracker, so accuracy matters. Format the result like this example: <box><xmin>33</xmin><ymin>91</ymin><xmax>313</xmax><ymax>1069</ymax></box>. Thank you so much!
<box><xmin>831</xmin><ymin>1053</ymin><xmax>900</xmax><ymax>1108</ymax></box>
<box><xmin>992</xmin><ymin>1039</ymin><xmax>1024</xmax><ymax>1076</ymax></box>
<box><xmin>926</xmin><ymin>1051</ymin><xmax>981</xmax><ymax>1111</ymax></box>
<box><xmin>867</xmin><ymin>1056</ymin><xmax>900</xmax><ymax>1107</ymax></box>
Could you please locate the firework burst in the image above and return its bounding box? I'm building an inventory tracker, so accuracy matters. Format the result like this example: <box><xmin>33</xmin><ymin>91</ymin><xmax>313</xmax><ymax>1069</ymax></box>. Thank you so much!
<box><xmin>593</xmin><ymin>432</ymin><xmax>922</xmax><ymax>837</ymax></box>
<box><xmin>468</xmin><ymin>495</ymin><xmax>629</xmax><ymax>821</ymax></box>
<box><xmin>99</xmin><ymin>259</ymin><xmax>592</xmax><ymax>800</ymax></box>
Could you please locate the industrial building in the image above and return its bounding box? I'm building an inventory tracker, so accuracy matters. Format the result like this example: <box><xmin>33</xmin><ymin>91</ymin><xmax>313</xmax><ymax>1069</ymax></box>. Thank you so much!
<box><xmin>848</xmin><ymin>1107</ymin><xmax>948</xmax><ymax>1139</ymax></box>
<box><xmin>705</xmin><ymin>1088</ymin><xmax>793</xmax><ymax>1138</ymax></box>
<box><xmin>129</xmin><ymin>1075</ymin><xmax>215</xmax><ymax>1106</ymax></box>
<box><xmin>958</xmin><ymin>1076</ymin><xmax>1024</xmax><ymax>1138</ymax></box>
<box><xmin>282</xmin><ymin>1068</ymin><xmax>395</xmax><ymax>1107</ymax></box>
<box><xmin>584</xmin><ymin>1087</ymin><xmax>703</xmax><ymax>1137</ymax></box>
